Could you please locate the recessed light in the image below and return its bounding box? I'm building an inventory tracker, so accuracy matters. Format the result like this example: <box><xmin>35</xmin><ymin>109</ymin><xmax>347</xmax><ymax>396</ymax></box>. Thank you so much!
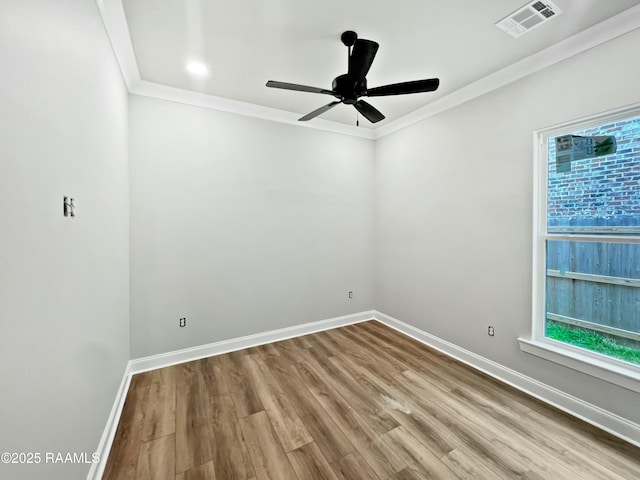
<box><xmin>186</xmin><ymin>61</ymin><xmax>208</xmax><ymax>76</ymax></box>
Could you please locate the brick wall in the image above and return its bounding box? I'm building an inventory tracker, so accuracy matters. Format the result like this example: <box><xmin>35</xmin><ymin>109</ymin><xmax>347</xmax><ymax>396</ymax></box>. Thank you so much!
<box><xmin>547</xmin><ymin>117</ymin><xmax>640</xmax><ymax>227</ymax></box>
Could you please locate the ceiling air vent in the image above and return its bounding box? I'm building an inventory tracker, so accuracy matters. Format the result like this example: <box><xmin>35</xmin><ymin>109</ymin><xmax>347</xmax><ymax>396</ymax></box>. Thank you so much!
<box><xmin>495</xmin><ymin>1</ymin><xmax>562</xmax><ymax>38</ymax></box>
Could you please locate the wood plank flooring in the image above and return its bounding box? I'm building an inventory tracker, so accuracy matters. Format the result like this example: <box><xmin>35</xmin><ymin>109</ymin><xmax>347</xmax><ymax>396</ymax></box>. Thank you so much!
<box><xmin>103</xmin><ymin>321</ymin><xmax>640</xmax><ymax>480</ymax></box>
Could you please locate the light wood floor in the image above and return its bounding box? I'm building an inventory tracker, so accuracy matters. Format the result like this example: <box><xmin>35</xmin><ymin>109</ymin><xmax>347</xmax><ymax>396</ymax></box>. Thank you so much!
<box><xmin>103</xmin><ymin>320</ymin><xmax>640</xmax><ymax>480</ymax></box>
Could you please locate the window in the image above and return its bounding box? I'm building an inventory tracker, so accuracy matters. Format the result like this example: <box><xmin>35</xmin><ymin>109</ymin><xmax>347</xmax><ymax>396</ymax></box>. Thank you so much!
<box><xmin>522</xmin><ymin>104</ymin><xmax>640</xmax><ymax>390</ymax></box>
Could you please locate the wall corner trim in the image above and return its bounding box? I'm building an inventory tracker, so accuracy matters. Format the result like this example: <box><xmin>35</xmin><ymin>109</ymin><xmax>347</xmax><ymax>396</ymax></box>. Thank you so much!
<box><xmin>87</xmin><ymin>363</ymin><xmax>132</xmax><ymax>480</ymax></box>
<box><xmin>373</xmin><ymin>310</ymin><xmax>640</xmax><ymax>449</ymax></box>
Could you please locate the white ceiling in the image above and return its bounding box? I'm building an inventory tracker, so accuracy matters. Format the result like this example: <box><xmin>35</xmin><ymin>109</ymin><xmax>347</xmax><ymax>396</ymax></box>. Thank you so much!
<box><xmin>107</xmin><ymin>0</ymin><xmax>640</xmax><ymax>131</ymax></box>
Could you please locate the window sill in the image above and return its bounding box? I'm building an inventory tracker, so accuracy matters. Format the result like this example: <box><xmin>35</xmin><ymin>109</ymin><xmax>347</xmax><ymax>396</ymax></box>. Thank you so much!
<box><xmin>517</xmin><ymin>337</ymin><xmax>640</xmax><ymax>394</ymax></box>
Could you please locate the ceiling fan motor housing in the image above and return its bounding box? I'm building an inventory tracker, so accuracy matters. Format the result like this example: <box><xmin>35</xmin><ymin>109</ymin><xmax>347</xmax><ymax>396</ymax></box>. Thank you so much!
<box><xmin>332</xmin><ymin>74</ymin><xmax>367</xmax><ymax>104</ymax></box>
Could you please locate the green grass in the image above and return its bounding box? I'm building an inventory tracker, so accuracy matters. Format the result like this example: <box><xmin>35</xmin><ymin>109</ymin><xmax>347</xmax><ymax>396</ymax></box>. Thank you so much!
<box><xmin>546</xmin><ymin>322</ymin><xmax>640</xmax><ymax>365</ymax></box>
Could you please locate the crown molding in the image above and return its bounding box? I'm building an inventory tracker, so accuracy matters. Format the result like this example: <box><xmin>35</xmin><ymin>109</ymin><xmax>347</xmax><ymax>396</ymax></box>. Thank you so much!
<box><xmin>96</xmin><ymin>0</ymin><xmax>139</xmax><ymax>91</ymax></box>
<box><xmin>95</xmin><ymin>0</ymin><xmax>374</xmax><ymax>139</ymax></box>
<box><xmin>97</xmin><ymin>1</ymin><xmax>640</xmax><ymax>140</ymax></box>
<box><xmin>375</xmin><ymin>4</ymin><xmax>640</xmax><ymax>138</ymax></box>
<box><xmin>131</xmin><ymin>81</ymin><xmax>376</xmax><ymax>139</ymax></box>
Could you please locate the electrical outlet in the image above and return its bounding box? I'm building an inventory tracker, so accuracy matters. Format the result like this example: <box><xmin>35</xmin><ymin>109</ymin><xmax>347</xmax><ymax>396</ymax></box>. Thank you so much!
<box><xmin>348</xmin><ymin>291</ymin><xmax>353</xmax><ymax>299</ymax></box>
<box><xmin>179</xmin><ymin>317</ymin><xmax>186</xmax><ymax>327</ymax></box>
<box><xmin>488</xmin><ymin>326</ymin><xmax>495</xmax><ymax>336</ymax></box>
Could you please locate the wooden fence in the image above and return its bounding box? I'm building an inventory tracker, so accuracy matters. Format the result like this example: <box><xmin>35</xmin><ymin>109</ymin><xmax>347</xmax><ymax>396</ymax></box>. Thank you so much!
<box><xmin>546</xmin><ymin>238</ymin><xmax>640</xmax><ymax>339</ymax></box>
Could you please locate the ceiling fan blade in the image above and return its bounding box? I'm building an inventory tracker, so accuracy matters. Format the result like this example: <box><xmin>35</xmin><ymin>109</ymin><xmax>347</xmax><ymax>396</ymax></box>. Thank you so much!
<box><xmin>266</xmin><ymin>80</ymin><xmax>336</xmax><ymax>96</ymax></box>
<box><xmin>299</xmin><ymin>101</ymin><xmax>341</xmax><ymax>121</ymax></box>
<box><xmin>354</xmin><ymin>100</ymin><xmax>385</xmax><ymax>123</ymax></box>
<box><xmin>348</xmin><ymin>39</ymin><xmax>379</xmax><ymax>80</ymax></box>
<box><xmin>366</xmin><ymin>78</ymin><xmax>440</xmax><ymax>97</ymax></box>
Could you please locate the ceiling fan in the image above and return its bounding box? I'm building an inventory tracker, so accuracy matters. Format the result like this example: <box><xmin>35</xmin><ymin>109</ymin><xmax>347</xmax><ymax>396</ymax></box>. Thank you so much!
<box><xmin>266</xmin><ymin>30</ymin><xmax>440</xmax><ymax>124</ymax></box>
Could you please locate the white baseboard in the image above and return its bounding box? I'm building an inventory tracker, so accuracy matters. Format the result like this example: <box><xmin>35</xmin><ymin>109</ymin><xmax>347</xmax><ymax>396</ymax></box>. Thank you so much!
<box><xmin>128</xmin><ymin>311</ymin><xmax>375</xmax><ymax>374</ymax></box>
<box><xmin>91</xmin><ymin>308</ymin><xmax>640</xmax><ymax>479</ymax></box>
<box><xmin>372</xmin><ymin>310</ymin><xmax>640</xmax><ymax>449</ymax></box>
<box><xmin>89</xmin><ymin>311</ymin><xmax>373</xmax><ymax>479</ymax></box>
<box><xmin>87</xmin><ymin>363</ymin><xmax>132</xmax><ymax>480</ymax></box>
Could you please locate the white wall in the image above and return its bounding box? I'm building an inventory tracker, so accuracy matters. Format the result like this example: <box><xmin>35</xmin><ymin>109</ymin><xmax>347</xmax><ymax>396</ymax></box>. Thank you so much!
<box><xmin>129</xmin><ymin>96</ymin><xmax>375</xmax><ymax>358</ymax></box>
<box><xmin>374</xmin><ymin>28</ymin><xmax>640</xmax><ymax>424</ymax></box>
<box><xmin>0</xmin><ymin>1</ymin><xmax>130</xmax><ymax>479</ymax></box>
<box><xmin>1</xmin><ymin>2</ymin><xmax>638</xmax><ymax>475</ymax></box>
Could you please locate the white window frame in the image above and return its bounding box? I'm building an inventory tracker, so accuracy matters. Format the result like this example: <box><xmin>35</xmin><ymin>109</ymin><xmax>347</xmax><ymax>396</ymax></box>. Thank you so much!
<box><xmin>518</xmin><ymin>103</ymin><xmax>640</xmax><ymax>393</ymax></box>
